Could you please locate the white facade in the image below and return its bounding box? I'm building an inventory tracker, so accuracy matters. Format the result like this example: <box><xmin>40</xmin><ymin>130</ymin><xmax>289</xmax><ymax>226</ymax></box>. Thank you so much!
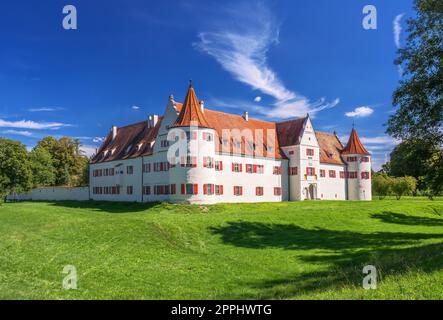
<box><xmin>89</xmin><ymin>88</ymin><xmax>372</xmax><ymax>204</ymax></box>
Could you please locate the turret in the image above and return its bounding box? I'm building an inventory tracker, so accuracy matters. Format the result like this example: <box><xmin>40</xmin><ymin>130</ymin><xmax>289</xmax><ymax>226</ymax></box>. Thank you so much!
<box><xmin>342</xmin><ymin>128</ymin><xmax>372</xmax><ymax>200</ymax></box>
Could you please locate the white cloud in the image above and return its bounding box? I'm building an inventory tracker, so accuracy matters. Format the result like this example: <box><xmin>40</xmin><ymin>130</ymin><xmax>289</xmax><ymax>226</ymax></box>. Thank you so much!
<box><xmin>132</xmin><ymin>105</ymin><xmax>140</xmax><ymax>110</ymax></box>
<box><xmin>361</xmin><ymin>136</ymin><xmax>399</xmax><ymax>145</ymax></box>
<box><xmin>254</xmin><ymin>96</ymin><xmax>262</xmax><ymax>103</ymax></box>
<box><xmin>93</xmin><ymin>137</ymin><xmax>105</xmax><ymax>143</ymax></box>
<box><xmin>28</xmin><ymin>107</ymin><xmax>61</xmax><ymax>112</ymax></box>
<box><xmin>194</xmin><ymin>2</ymin><xmax>338</xmax><ymax>119</ymax></box>
<box><xmin>80</xmin><ymin>145</ymin><xmax>97</xmax><ymax>157</ymax></box>
<box><xmin>393</xmin><ymin>13</ymin><xmax>405</xmax><ymax>49</ymax></box>
<box><xmin>0</xmin><ymin>118</ymin><xmax>71</xmax><ymax>130</ymax></box>
<box><xmin>2</xmin><ymin>129</ymin><xmax>34</xmax><ymax>137</ymax></box>
<box><xmin>393</xmin><ymin>13</ymin><xmax>405</xmax><ymax>77</ymax></box>
<box><xmin>345</xmin><ymin>106</ymin><xmax>374</xmax><ymax>118</ymax></box>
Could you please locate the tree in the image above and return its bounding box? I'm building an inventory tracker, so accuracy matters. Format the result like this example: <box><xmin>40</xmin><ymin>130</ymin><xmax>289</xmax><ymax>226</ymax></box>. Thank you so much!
<box><xmin>385</xmin><ymin>139</ymin><xmax>439</xmax><ymax>191</ymax></box>
<box><xmin>28</xmin><ymin>147</ymin><xmax>56</xmax><ymax>187</ymax></box>
<box><xmin>425</xmin><ymin>150</ymin><xmax>443</xmax><ymax>197</ymax></box>
<box><xmin>36</xmin><ymin>137</ymin><xmax>89</xmax><ymax>186</ymax></box>
<box><xmin>372</xmin><ymin>174</ymin><xmax>392</xmax><ymax>199</ymax></box>
<box><xmin>391</xmin><ymin>176</ymin><xmax>417</xmax><ymax>200</ymax></box>
<box><xmin>387</xmin><ymin>0</ymin><xmax>443</xmax><ymax>143</ymax></box>
<box><xmin>0</xmin><ymin>139</ymin><xmax>33</xmax><ymax>201</ymax></box>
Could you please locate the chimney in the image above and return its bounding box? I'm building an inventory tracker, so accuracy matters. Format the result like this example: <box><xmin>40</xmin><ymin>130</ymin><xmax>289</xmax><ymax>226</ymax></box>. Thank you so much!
<box><xmin>111</xmin><ymin>125</ymin><xmax>118</xmax><ymax>140</ymax></box>
<box><xmin>200</xmin><ymin>100</ymin><xmax>205</xmax><ymax>113</ymax></box>
<box><xmin>169</xmin><ymin>94</ymin><xmax>175</xmax><ymax>103</ymax></box>
<box><xmin>148</xmin><ymin>114</ymin><xmax>159</xmax><ymax>128</ymax></box>
<box><xmin>243</xmin><ymin>111</ymin><xmax>249</xmax><ymax>121</ymax></box>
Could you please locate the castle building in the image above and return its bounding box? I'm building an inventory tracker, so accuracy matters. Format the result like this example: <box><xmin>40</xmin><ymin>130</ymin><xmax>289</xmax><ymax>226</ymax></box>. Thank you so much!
<box><xmin>90</xmin><ymin>83</ymin><xmax>372</xmax><ymax>203</ymax></box>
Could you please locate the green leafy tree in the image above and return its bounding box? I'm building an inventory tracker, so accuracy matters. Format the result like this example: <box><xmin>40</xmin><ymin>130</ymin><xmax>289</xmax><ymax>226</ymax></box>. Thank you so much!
<box><xmin>425</xmin><ymin>150</ymin><xmax>443</xmax><ymax>197</ymax></box>
<box><xmin>387</xmin><ymin>0</ymin><xmax>443</xmax><ymax>142</ymax></box>
<box><xmin>391</xmin><ymin>176</ymin><xmax>417</xmax><ymax>200</ymax></box>
<box><xmin>372</xmin><ymin>174</ymin><xmax>392</xmax><ymax>200</ymax></box>
<box><xmin>28</xmin><ymin>147</ymin><xmax>56</xmax><ymax>187</ymax></box>
<box><xmin>0</xmin><ymin>139</ymin><xmax>33</xmax><ymax>201</ymax></box>
<box><xmin>386</xmin><ymin>139</ymin><xmax>438</xmax><ymax>191</ymax></box>
<box><xmin>36</xmin><ymin>137</ymin><xmax>89</xmax><ymax>186</ymax></box>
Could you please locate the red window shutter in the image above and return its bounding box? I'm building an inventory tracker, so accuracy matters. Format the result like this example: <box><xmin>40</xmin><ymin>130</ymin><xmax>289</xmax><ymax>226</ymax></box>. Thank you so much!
<box><xmin>203</xmin><ymin>157</ymin><xmax>207</xmax><ymax>167</ymax></box>
<box><xmin>279</xmin><ymin>167</ymin><xmax>282</xmax><ymax>175</ymax></box>
<box><xmin>295</xmin><ymin>167</ymin><xmax>298</xmax><ymax>175</ymax></box>
<box><xmin>306</xmin><ymin>167</ymin><xmax>308</xmax><ymax>175</ymax></box>
<box><xmin>160</xmin><ymin>162</ymin><xmax>163</xmax><ymax>171</ymax></box>
<box><xmin>253</xmin><ymin>165</ymin><xmax>257</xmax><ymax>173</ymax></box>
<box><xmin>220</xmin><ymin>161</ymin><xmax>223</xmax><ymax>170</ymax></box>
<box><xmin>193</xmin><ymin>131</ymin><xmax>197</xmax><ymax>140</ymax></box>
<box><xmin>232</xmin><ymin>163</ymin><xmax>235</xmax><ymax>171</ymax></box>
<box><xmin>233</xmin><ymin>186</ymin><xmax>236</xmax><ymax>195</ymax></box>
<box><xmin>306</xmin><ymin>149</ymin><xmax>308</xmax><ymax>155</ymax></box>
<box><xmin>193</xmin><ymin>157</ymin><xmax>197</xmax><ymax>167</ymax></box>
<box><xmin>193</xmin><ymin>184</ymin><xmax>198</xmax><ymax>195</ymax></box>
<box><xmin>181</xmin><ymin>184</ymin><xmax>185</xmax><ymax>194</ymax></box>
<box><xmin>240</xmin><ymin>164</ymin><xmax>243</xmax><ymax>172</ymax></box>
<box><xmin>313</xmin><ymin>168</ymin><xmax>316</xmax><ymax>175</ymax></box>
<box><xmin>220</xmin><ymin>185</ymin><xmax>224</xmax><ymax>195</ymax></box>
<box><xmin>203</xmin><ymin>184</ymin><xmax>207</xmax><ymax>195</ymax></box>
<box><xmin>240</xmin><ymin>187</ymin><xmax>243</xmax><ymax>195</ymax></box>
<box><xmin>171</xmin><ymin>184</ymin><xmax>176</xmax><ymax>194</ymax></box>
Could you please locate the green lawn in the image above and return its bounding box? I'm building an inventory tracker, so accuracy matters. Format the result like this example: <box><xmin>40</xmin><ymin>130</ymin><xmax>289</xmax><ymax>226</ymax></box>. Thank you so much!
<box><xmin>1</xmin><ymin>199</ymin><xmax>443</xmax><ymax>299</ymax></box>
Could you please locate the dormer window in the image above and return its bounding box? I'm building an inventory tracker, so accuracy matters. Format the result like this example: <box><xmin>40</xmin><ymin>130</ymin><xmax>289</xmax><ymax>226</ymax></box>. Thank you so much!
<box><xmin>126</xmin><ymin>145</ymin><xmax>132</xmax><ymax>153</ymax></box>
<box><xmin>137</xmin><ymin>143</ymin><xmax>143</xmax><ymax>151</ymax></box>
<box><xmin>103</xmin><ymin>150</ymin><xmax>109</xmax><ymax>157</ymax></box>
<box><xmin>111</xmin><ymin>148</ymin><xmax>116</xmax><ymax>155</ymax></box>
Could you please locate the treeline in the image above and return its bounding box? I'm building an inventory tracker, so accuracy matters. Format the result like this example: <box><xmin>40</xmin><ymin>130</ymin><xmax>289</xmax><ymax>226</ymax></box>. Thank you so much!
<box><xmin>0</xmin><ymin>137</ymin><xmax>89</xmax><ymax>199</ymax></box>
<box><xmin>372</xmin><ymin>174</ymin><xmax>419</xmax><ymax>200</ymax></box>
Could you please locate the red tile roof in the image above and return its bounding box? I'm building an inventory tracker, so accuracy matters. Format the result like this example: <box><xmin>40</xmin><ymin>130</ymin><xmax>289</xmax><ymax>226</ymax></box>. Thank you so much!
<box><xmin>276</xmin><ymin>118</ymin><xmax>306</xmax><ymax>147</ymax></box>
<box><xmin>172</xmin><ymin>83</ymin><xmax>210</xmax><ymax>128</ymax></box>
<box><xmin>342</xmin><ymin>128</ymin><xmax>370</xmax><ymax>155</ymax></box>
<box><xmin>315</xmin><ymin>131</ymin><xmax>345</xmax><ymax>165</ymax></box>
<box><xmin>90</xmin><ymin>118</ymin><xmax>162</xmax><ymax>163</ymax></box>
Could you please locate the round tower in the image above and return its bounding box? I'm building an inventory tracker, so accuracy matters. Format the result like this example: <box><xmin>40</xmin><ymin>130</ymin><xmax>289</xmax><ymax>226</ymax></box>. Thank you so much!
<box><xmin>168</xmin><ymin>82</ymin><xmax>216</xmax><ymax>204</ymax></box>
<box><xmin>342</xmin><ymin>128</ymin><xmax>372</xmax><ymax>200</ymax></box>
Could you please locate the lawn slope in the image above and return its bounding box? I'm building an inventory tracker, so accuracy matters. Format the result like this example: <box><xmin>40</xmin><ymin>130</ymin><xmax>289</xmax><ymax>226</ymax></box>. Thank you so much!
<box><xmin>0</xmin><ymin>200</ymin><xmax>442</xmax><ymax>299</ymax></box>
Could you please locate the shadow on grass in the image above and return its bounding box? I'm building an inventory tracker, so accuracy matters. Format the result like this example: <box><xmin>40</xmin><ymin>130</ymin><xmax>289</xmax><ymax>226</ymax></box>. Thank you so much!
<box><xmin>210</xmin><ymin>221</ymin><xmax>443</xmax><ymax>298</ymax></box>
<box><xmin>372</xmin><ymin>212</ymin><xmax>443</xmax><ymax>227</ymax></box>
<box><xmin>47</xmin><ymin>200</ymin><xmax>163</xmax><ymax>213</ymax></box>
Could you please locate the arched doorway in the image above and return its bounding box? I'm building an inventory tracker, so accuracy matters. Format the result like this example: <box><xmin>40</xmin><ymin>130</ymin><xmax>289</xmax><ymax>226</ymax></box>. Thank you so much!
<box><xmin>308</xmin><ymin>184</ymin><xmax>317</xmax><ymax>200</ymax></box>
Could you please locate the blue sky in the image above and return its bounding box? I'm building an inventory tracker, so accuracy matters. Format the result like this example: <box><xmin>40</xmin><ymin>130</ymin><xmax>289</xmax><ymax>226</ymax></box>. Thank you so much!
<box><xmin>0</xmin><ymin>0</ymin><xmax>414</xmax><ymax>169</ymax></box>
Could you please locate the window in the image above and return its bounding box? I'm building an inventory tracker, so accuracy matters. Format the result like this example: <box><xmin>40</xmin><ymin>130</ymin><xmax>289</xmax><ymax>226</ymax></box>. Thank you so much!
<box><xmin>246</xmin><ymin>164</ymin><xmax>264</xmax><ymax>174</ymax></box>
<box><xmin>160</xmin><ymin>140</ymin><xmax>170</xmax><ymax>148</ymax></box>
<box><xmin>232</xmin><ymin>163</ymin><xmax>242</xmax><ymax>172</ymax></box>
<box><xmin>361</xmin><ymin>172</ymin><xmax>370</xmax><ymax>179</ymax></box>
<box><xmin>215</xmin><ymin>185</ymin><xmax>224</xmax><ymax>195</ymax></box>
<box><xmin>203</xmin><ymin>184</ymin><xmax>215</xmax><ymax>195</ymax></box>
<box><xmin>349</xmin><ymin>171</ymin><xmax>357</xmax><ymax>179</ymax></box>
<box><xmin>256</xmin><ymin>165</ymin><xmax>264</xmax><ymax>174</ymax></box>
<box><xmin>127</xmin><ymin>186</ymin><xmax>133</xmax><ymax>195</ymax></box>
<box><xmin>170</xmin><ymin>184</ymin><xmax>176</xmax><ymax>195</ymax></box>
<box><xmin>246</xmin><ymin>164</ymin><xmax>253</xmax><ymax>173</ymax></box>
<box><xmin>329</xmin><ymin>170</ymin><xmax>336</xmax><ymax>178</ymax></box>
<box><xmin>127</xmin><ymin>166</ymin><xmax>134</xmax><ymax>175</ymax></box>
<box><xmin>361</xmin><ymin>157</ymin><xmax>370</xmax><ymax>162</ymax></box>
<box><xmin>347</xmin><ymin>156</ymin><xmax>357</xmax><ymax>162</ymax></box>
<box><xmin>203</xmin><ymin>157</ymin><xmax>214</xmax><ymax>168</ymax></box>
<box><xmin>143</xmin><ymin>186</ymin><xmax>151</xmax><ymax>195</ymax></box>
<box><xmin>233</xmin><ymin>186</ymin><xmax>243</xmax><ymax>196</ymax></box>
<box><xmin>320</xmin><ymin>169</ymin><xmax>325</xmax><ymax>178</ymax></box>
<box><xmin>154</xmin><ymin>162</ymin><xmax>170</xmax><ymax>172</ymax></box>
<box><xmin>215</xmin><ymin>161</ymin><xmax>223</xmax><ymax>171</ymax></box>
<box><xmin>202</xmin><ymin>132</ymin><xmax>213</xmax><ymax>141</ymax></box>
<box><xmin>274</xmin><ymin>187</ymin><xmax>282</xmax><ymax>196</ymax></box>
<box><xmin>340</xmin><ymin>171</ymin><xmax>345</xmax><ymax>178</ymax></box>
<box><xmin>256</xmin><ymin>187</ymin><xmax>264</xmax><ymax>196</ymax></box>
<box><xmin>181</xmin><ymin>183</ymin><xmax>198</xmax><ymax>195</ymax></box>
<box><xmin>143</xmin><ymin>163</ymin><xmax>151</xmax><ymax>173</ymax></box>
<box><xmin>181</xmin><ymin>156</ymin><xmax>197</xmax><ymax>168</ymax></box>
<box><xmin>273</xmin><ymin>166</ymin><xmax>282</xmax><ymax>175</ymax></box>
<box><xmin>306</xmin><ymin>148</ymin><xmax>314</xmax><ymax>156</ymax></box>
<box><xmin>289</xmin><ymin>150</ymin><xmax>295</xmax><ymax>155</ymax></box>
<box><xmin>288</xmin><ymin>167</ymin><xmax>298</xmax><ymax>176</ymax></box>
<box><xmin>306</xmin><ymin>167</ymin><xmax>315</xmax><ymax>176</ymax></box>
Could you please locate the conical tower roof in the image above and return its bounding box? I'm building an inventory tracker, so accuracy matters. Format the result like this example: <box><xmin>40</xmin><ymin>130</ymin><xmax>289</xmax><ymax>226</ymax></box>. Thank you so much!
<box><xmin>341</xmin><ymin>128</ymin><xmax>370</xmax><ymax>155</ymax></box>
<box><xmin>172</xmin><ymin>82</ymin><xmax>210</xmax><ymax>128</ymax></box>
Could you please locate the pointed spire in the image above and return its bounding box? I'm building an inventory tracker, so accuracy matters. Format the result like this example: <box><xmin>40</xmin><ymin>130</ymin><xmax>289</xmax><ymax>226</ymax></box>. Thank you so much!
<box><xmin>342</xmin><ymin>127</ymin><xmax>370</xmax><ymax>155</ymax></box>
<box><xmin>172</xmin><ymin>82</ymin><xmax>210</xmax><ymax>128</ymax></box>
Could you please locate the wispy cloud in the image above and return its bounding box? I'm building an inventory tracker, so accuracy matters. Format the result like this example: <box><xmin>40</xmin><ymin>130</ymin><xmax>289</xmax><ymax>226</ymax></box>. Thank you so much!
<box><xmin>132</xmin><ymin>105</ymin><xmax>140</xmax><ymax>110</ymax></box>
<box><xmin>254</xmin><ymin>96</ymin><xmax>262</xmax><ymax>103</ymax></box>
<box><xmin>345</xmin><ymin>106</ymin><xmax>374</xmax><ymax>118</ymax></box>
<box><xmin>393</xmin><ymin>13</ymin><xmax>405</xmax><ymax>77</ymax></box>
<box><xmin>80</xmin><ymin>145</ymin><xmax>97</xmax><ymax>157</ymax></box>
<box><xmin>2</xmin><ymin>129</ymin><xmax>34</xmax><ymax>137</ymax></box>
<box><xmin>28</xmin><ymin>107</ymin><xmax>63</xmax><ymax>112</ymax></box>
<box><xmin>93</xmin><ymin>137</ymin><xmax>105</xmax><ymax>143</ymax></box>
<box><xmin>0</xmin><ymin>118</ymin><xmax>71</xmax><ymax>130</ymax></box>
<box><xmin>194</xmin><ymin>2</ymin><xmax>338</xmax><ymax>119</ymax></box>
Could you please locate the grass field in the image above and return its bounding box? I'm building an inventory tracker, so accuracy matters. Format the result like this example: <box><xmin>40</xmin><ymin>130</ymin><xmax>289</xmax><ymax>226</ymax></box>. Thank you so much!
<box><xmin>1</xmin><ymin>199</ymin><xmax>443</xmax><ymax>300</ymax></box>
